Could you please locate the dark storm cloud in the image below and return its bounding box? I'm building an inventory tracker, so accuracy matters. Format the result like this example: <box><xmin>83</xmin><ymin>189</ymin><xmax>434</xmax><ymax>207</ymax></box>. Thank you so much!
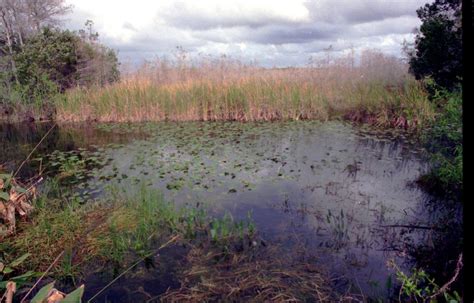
<box><xmin>156</xmin><ymin>0</ymin><xmax>426</xmax><ymax>48</ymax></box>
<box><xmin>160</xmin><ymin>0</ymin><xmax>426</xmax><ymax>32</ymax></box>
<box><xmin>305</xmin><ymin>0</ymin><xmax>426</xmax><ymax>24</ymax></box>
<box><xmin>243</xmin><ymin>23</ymin><xmax>339</xmax><ymax>44</ymax></box>
<box><xmin>159</xmin><ymin>1</ymin><xmax>308</xmax><ymax>30</ymax></box>
<box><xmin>192</xmin><ymin>14</ymin><xmax>419</xmax><ymax>46</ymax></box>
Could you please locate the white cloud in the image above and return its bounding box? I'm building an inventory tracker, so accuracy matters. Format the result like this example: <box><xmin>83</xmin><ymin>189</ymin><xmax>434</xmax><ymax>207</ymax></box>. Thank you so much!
<box><xmin>64</xmin><ymin>0</ymin><xmax>432</xmax><ymax>67</ymax></box>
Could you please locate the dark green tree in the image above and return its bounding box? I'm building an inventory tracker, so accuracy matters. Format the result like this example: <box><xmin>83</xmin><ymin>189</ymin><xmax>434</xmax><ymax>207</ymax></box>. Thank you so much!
<box><xmin>12</xmin><ymin>25</ymin><xmax>119</xmax><ymax>105</ymax></box>
<box><xmin>409</xmin><ymin>0</ymin><xmax>462</xmax><ymax>90</ymax></box>
<box><xmin>15</xmin><ymin>27</ymin><xmax>78</xmax><ymax>93</ymax></box>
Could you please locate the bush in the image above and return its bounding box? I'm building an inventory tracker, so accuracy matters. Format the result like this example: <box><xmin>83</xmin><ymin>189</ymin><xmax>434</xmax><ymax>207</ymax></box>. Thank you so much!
<box><xmin>1</xmin><ymin>26</ymin><xmax>120</xmax><ymax>119</ymax></box>
<box><xmin>421</xmin><ymin>88</ymin><xmax>462</xmax><ymax>196</ymax></box>
<box><xmin>15</xmin><ymin>27</ymin><xmax>119</xmax><ymax>93</ymax></box>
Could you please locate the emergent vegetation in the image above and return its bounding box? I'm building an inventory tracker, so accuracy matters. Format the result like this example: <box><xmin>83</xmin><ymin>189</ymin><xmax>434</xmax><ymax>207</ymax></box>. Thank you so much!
<box><xmin>57</xmin><ymin>50</ymin><xmax>434</xmax><ymax>128</ymax></box>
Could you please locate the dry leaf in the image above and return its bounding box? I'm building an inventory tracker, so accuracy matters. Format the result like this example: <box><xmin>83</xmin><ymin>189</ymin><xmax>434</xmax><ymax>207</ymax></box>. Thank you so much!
<box><xmin>31</xmin><ymin>186</ymin><xmax>37</xmax><ymax>199</ymax></box>
<box><xmin>0</xmin><ymin>178</ymin><xmax>37</xmax><ymax>236</ymax></box>
<box><xmin>18</xmin><ymin>200</ymin><xmax>33</xmax><ymax>217</ymax></box>
<box><xmin>9</xmin><ymin>188</ymin><xmax>20</xmax><ymax>204</ymax></box>
<box><xmin>46</xmin><ymin>289</ymin><xmax>66</xmax><ymax>303</ymax></box>
<box><xmin>6</xmin><ymin>203</ymin><xmax>16</xmax><ymax>235</ymax></box>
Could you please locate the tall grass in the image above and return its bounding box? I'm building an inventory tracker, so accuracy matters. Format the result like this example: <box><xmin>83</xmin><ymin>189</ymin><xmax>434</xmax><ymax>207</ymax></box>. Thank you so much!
<box><xmin>57</xmin><ymin>50</ymin><xmax>434</xmax><ymax>128</ymax></box>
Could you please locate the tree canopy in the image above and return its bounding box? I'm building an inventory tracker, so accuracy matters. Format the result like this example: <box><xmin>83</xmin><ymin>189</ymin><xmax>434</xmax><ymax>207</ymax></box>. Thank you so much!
<box><xmin>409</xmin><ymin>0</ymin><xmax>462</xmax><ymax>90</ymax></box>
<box><xmin>0</xmin><ymin>0</ymin><xmax>119</xmax><ymax>110</ymax></box>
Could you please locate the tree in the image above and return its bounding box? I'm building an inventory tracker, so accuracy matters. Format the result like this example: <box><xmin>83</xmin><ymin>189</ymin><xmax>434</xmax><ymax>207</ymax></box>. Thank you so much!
<box><xmin>408</xmin><ymin>0</ymin><xmax>462</xmax><ymax>90</ymax></box>
<box><xmin>75</xmin><ymin>20</ymin><xmax>119</xmax><ymax>86</ymax></box>
<box><xmin>14</xmin><ymin>26</ymin><xmax>120</xmax><ymax>98</ymax></box>
<box><xmin>15</xmin><ymin>28</ymin><xmax>77</xmax><ymax>94</ymax></box>
<box><xmin>0</xmin><ymin>0</ymin><xmax>71</xmax><ymax>95</ymax></box>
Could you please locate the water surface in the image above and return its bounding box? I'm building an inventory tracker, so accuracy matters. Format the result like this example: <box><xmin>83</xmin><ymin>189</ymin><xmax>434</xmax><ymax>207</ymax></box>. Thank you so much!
<box><xmin>1</xmin><ymin>121</ymin><xmax>461</xmax><ymax>300</ymax></box>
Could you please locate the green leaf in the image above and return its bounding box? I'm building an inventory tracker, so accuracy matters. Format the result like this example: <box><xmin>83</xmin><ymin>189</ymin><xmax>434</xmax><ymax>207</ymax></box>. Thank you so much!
<box><xmin>210</xmin><ymin>229</ymin><xmax>216</xmax><ymax>240</ymax></box>
<box><xmin>14</xmin><ymin>186</ymin><xmax>28</xmax><ymax>194</ymax></box>
<box><xmin>31</xmin><ymin>281</ymin><xmax>56</xmax><ymax>303</ymax></box>
<box><xmin>0</xmin><ymin>192</ymin><xmax>9</xmax><ymax>201</ymax></box>
<box><xmin>10</xmin><ymin>271</ymin><xmax>37</xmax><ymax>281</ymax></box>
<box><xmin>2</xmin><ymin>266</ymin><xmax>13</xmax><ymax>274</ymax></box>
<box><xmin>0</xmin><ymin>271</ymin><xmax>37</xmax><ymax>288</ymax></box>
<box><xmin>60</xmin><ymin>284</ymin><xmax>84</xmax><ymax>302</ymax></box>
<box><xmin>0</xmin><ymin>174</ymin><xmax>12</xmax><ymax>181</ymax></box>
<box><xmin>10</xmin><ymin>253</ymin><xmax>31</xmax><ymax>268</ymax></box>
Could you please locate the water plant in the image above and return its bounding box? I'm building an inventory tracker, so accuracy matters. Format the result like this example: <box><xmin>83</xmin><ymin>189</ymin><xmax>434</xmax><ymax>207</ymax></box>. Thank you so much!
<box><xmin>56</xmin><ymin>51</ymin><xmax>434</xmax><ymax>129</ymax></box>
<box><xmin>43</xmin><ymin>149</ymin><xmax>108</xmax><ymax>187</ymax></box>
<box><xmin>389</xmin><ymin>254</ymin><xmax>463</xmax><ymax>303</ymax></box>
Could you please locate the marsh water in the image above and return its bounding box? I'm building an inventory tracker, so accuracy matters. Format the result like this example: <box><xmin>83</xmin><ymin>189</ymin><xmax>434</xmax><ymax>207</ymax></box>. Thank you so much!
<box><xmin>0</xmin><ymin>121</ymin><xmax>462</xmax><ymax>300</ymax></box>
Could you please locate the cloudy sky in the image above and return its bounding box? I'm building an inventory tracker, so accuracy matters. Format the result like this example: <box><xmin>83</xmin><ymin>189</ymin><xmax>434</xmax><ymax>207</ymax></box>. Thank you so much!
<box><xmin>63</xmin><ymin>0</ymin><xmax>431</xmax><ymax>67</ymax></box>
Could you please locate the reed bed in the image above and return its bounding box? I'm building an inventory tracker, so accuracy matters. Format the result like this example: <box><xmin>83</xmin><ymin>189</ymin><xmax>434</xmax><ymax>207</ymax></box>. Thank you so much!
<box><xmin>57</xmin><ymin>50</ymin><xmax>434</xmax><ymax>128</ymax></box>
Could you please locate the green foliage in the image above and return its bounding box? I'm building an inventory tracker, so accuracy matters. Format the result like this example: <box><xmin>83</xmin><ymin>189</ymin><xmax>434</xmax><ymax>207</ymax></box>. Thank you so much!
<box><xmin>15</xmin><ymin>28</ymin><xmax>78</xmax><ymax>93</ymax></box>
<box><xmin>15</xmin><ymin>27</ymin><xmax>120</xmax><ymax>94</ymax></box>
<box><xmin>1</xmin><ymin>23</ymin><xmax>120</xmax><ymax>119</ymax></box>
<box><xmin>61</xmin><ymin>284</ymin><xmax>85</xmax><ymax>302</ymax></box>
<box><xmin>409</xmin><ymin>0</ymin><xmax>462</xmax><ymax>90</ymax></box>
<box><xmin>31</xmin><ymin>281</ymin><xmax>84</xmax><ymax>303</ymax></box>
<box><xmin>7</xmin><ymin>183</ymin><xmax>258</xmax><ymax>279</ymax></box>
<box><xmin>0</xmin><ymin>173</ymin><xmax>13</xmax><ymax>201</ymax></box>
<box><xmin>396</xmin><ymin>268</ymin><xmax>439</xmax><ymax>301</ymax></box>
<box><xmin>7</xmin><ymin>194</ymin><xmax>84</xmax><ymax>275</ymax></box>
<box><xmin>97</xmin><ymin>187</ymin><xmax>257</xmax><ymax>264</ymax></box>
<box><xmin>30</xmin><ymin>281</ymin><xmax>55</xmax><ymax>303</ymax></box>
<box><xmin>394</xmin><ymin>266</ymin><xmax>461</xmax><ymax>303</ymax></box>
<box><xmin>44</xmin><ymin>149</ymin><xmax>107</xmax><ymax>186</ymax></box>
<box><xmin>58</xmin><ymin>75</ymin><xmax>434</xmax><ymax>127</ymax></box>
<box><xmin>0</xmin><ymin>253</ymin><xmax>39</xmax><ymax>289</ymax></box>
<box><xmin>421</xmin><ymin>89</ymin><xmax>462</xmax><ymax>195</ymax></box>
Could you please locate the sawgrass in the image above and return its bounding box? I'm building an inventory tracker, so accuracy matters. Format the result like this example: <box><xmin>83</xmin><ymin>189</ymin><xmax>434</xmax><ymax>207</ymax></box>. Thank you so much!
<box><xmin>57</xmin><ymin>51</ymin><xmax>435</xmax><ymax>129</ymax></box>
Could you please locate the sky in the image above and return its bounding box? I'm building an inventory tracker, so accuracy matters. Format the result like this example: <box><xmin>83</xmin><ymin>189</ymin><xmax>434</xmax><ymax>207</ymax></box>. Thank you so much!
<box><xmin>63</xmin><ymin>0</ymin><xmax>431</xmax><ymax>67</ymax></box>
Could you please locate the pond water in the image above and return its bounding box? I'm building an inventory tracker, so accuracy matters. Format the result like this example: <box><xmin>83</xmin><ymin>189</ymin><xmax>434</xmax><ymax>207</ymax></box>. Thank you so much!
<box><xmin>0</xmin><ymin>121</ymin><xmax>462</xmax><ymax>300</ymax></box>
